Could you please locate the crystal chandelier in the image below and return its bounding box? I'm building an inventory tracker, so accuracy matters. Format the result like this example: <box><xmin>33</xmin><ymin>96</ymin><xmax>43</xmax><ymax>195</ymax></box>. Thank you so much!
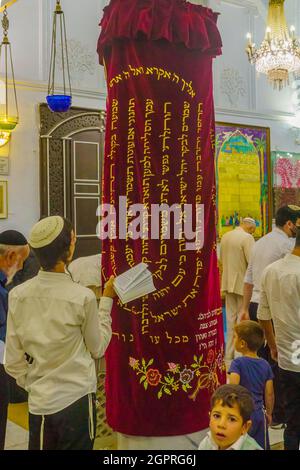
<box><xmin>246</xmin><ymin>0</ymin><xmax>300</xmax><ymax>90</ymax></box>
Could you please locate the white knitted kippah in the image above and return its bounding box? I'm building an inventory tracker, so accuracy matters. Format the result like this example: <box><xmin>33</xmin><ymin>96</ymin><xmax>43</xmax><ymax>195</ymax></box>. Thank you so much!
<box><xmin>29</xmin><ymin>216</ymin><xmax>64</xmax><ymax>248</ymax></box>
<box><xmin>288</xmin><ymin>205</ymin><xmax>300</xmax><ymax>211</ymax></box>
<box><xmin>243</xmin><ymin>217</ymin><xmax>256</xmax><ymax>226</ymax></box>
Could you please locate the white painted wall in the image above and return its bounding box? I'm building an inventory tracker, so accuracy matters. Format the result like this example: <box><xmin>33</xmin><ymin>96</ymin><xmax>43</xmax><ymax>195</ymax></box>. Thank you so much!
<box><xmin>0</xmin><ymin>0</ymin><xmax>299</xmax><ymax>236</ymax></box>
<box><xmin>0</xmin><ymin>0</ymin><xmax>108</xmax><ymax>236</ymax></box>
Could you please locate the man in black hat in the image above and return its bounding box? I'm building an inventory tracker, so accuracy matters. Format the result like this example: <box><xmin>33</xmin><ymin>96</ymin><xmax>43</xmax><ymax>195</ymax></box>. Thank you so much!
<box><xmin>0</xmin><ymin>230</ymin><xmax>29</xmax><ymax>450</ymax></box>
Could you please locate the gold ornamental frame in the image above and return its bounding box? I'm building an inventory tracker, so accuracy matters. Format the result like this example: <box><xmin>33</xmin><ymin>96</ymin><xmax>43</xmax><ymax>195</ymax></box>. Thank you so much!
<box><xmin>0</xmin><ymin>180</ymin><xmax>7</xmax><ymax>218</ymax></box>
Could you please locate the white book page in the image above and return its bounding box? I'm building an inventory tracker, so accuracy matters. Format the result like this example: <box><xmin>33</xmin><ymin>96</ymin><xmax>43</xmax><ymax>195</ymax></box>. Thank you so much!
<box><xmin>118</xmin><ymin>278</ymin><xmax>156</xmax><ymax>303</ymax></box>
<box><xmin>114</xmin><ymin>262</ymin><xmax>148</xmax><ymax>291</ymax></box>
<box><xmin>125</xmin><ymin>269</ymin><xmax>151</xmax><ymax>290</ymax></box>
<box><xmin>113</xmin><ymin>264</ymin><xmax>156</xmax><ymax>303</ymax></box>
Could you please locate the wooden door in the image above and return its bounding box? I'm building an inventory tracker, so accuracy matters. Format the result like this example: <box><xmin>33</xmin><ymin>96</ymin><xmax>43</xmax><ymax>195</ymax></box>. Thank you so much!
<box><xmin>39</xmin><ymin>104</ymin><xmax>105</xmax><ymax>258</ymax></box>
<box><xmin>69</xmin><ymin>129</ymin><xmax>102</xmax><ymax>257</ymax></box>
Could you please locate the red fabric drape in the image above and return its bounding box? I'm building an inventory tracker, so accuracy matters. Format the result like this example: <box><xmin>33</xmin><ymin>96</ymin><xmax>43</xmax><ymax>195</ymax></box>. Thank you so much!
<box><xmin>98</xmin><ymin>0</ymin><xmax>225</xmax><ymax>436</ymax></box>
<box><xmin>97</xmin><ymin>0</ymin><xmax>222</xmax><ymax>60</ymax></box>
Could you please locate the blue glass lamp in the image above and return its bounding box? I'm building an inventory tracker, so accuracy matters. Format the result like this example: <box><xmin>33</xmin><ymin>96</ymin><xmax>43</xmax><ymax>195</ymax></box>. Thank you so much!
<box><xmin>47</xmin><ymin>1</ymin><xmax>72</xmax><ymax>113</ymax></box>
<box><xmin>46</xmin><ymin>95</ymin><xmax>72</xmax><ymax>113</ymax></box>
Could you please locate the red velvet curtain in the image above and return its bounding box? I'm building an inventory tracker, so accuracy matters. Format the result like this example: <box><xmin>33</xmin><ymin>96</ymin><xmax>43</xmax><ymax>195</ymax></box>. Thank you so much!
<box><xmin>98</xmin><ymin>0</ymin><xmax>225</xmax><ymax>436</ymax></box>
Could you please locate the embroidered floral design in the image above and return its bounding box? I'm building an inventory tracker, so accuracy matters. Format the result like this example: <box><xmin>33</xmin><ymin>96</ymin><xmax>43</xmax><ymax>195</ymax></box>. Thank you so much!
<box><xmin>167</xmin><ymin>362</ymin><xmax>179</xmax><ymax>373</ymax></box>
<box><xmin>129</xmin><ymin>350</ymin><xmax>225</xmax><ymax>400</ymax></box>
<box><xmin>207</xmin><ymin>349</ymin><xmax>215</xmax><ymax>365</ymax></box>
<box><xmin>179</xmin><ymin>368</ymin><xmax>194</xmax><ymax>384</ymax></box>
<box><xmin>129</xmin><ymin>357</ymin><xmax>139</xmax><ymax>369</ymax></box>
<box><xmin>216</xmin><ymin>351</ymin><xmax>224</xmax><ymax>370</ymax></box>
<box><xmin>146</xmin><ymin>369</ymin><xmax>162</xmax><ymax>386</ymax></box>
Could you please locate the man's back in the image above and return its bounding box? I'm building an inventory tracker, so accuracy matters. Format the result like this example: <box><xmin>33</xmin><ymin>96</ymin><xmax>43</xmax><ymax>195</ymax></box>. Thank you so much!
<box><xmin>258</xmin><ymin>254</ymin><xmax>300</xmax><ymax>373</ymax></box>
<box><xmin>6</xmin><ymin>271</ymin><xmax>101</xmax><ymax>415</ymax></box>
<box><xmin>220</xmin><ymin>227</ymin><xmax>254</xmax><ymax>295</ymax></box>
<box><xmin>68</xmin><ymin>254</ymin><xmax>101</xmax><ymax>287</ymax></box>
<box><xmin>245</xmin><ymin>227</ymin><xmax>294</xmax><ymax>303</ymax></box>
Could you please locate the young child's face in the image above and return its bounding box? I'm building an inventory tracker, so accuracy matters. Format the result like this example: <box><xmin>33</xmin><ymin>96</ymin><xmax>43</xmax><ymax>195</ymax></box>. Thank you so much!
<box><xmin>209</xmin><ymin>400</ymin><xmax>251</xmax><ymax>450</ymax></box>
<box><xmin>233</xmin><ymin>332</ymin><xmax>244</xmax><ymax>353</ymax></box>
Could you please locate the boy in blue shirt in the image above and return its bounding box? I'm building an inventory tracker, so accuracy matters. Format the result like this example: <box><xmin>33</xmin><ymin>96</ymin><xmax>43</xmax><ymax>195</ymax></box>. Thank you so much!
<box><xmin>228</xmin><ymin>320</ymin><xmax>274</xmax><ymax>449</ymax></box>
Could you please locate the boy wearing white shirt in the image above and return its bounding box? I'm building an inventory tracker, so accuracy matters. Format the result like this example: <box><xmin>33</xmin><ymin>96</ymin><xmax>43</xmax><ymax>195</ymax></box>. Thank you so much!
<box><xmin>198</xmin><ymin>384</ymin><xmax>262</xmax><ymax>450</ymax></box>
<box><xmin>4</xmin><ymin>216</ymin><xmax>115</xmax><ymax>450</ymax></box>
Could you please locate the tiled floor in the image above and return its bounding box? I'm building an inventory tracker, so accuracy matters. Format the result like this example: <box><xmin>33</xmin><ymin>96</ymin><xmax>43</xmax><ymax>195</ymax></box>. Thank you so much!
<box><xmin>4</xmin><ymin>420</ymin><xmax>28</xmax><ymax>450</ymax></box>
<box><xmin>269</xmin><ymin>426</ymin><xmax>285</xmax><ymax>450</ymax></box>
<box><xmin>4</xmin><ymin>419</ymin><xmax>284</xmax><ymax>451</ymax></box>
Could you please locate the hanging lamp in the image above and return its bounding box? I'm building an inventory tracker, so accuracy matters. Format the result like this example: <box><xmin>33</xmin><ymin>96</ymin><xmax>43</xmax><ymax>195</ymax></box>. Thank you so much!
<box><xmin>246</xmin><ymin>0</ymin><xmax>300</xmax><ymax>90</ymax></box>
<box><xmin>47</xmin><ymin>0</ymin><xmax>72</xmax><ymax>112</ymax></box>
<box><xmin>0</xmin><ymin>6</ymin><xmax>18</xmax><ymax>146</ymax></box>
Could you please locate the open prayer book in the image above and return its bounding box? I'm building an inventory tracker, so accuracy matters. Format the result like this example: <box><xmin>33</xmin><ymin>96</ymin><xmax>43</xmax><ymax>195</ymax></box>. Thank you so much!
<box><xmin>113</xmin><ymin>262</ymin><xmax>156</xmax><ymax>303</ymax></box>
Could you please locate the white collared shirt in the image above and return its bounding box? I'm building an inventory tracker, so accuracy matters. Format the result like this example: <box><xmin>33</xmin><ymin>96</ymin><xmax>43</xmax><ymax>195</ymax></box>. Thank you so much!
<box><xmin>4</xmin><ymin>270</ymin><xmax>113</xmax><ymax>415</ymax></box>
<box><xmin>258</xmin><ymin>253</ymin><xmax>300</xmax><ymax>372</ymax></box>
<box><xmin>244</xmin><ymin>227</ymin><xmax>294</xmax><ymax>303</ymax></box>
<box><xmin>68</xmin><ymin>254</ymin><xmax>102</xmax><ymax>287</ymax></box>
<box><xmin>198</xmin><ymin>431</ymin><xmax>247</xmax><ymax>450</ymax></box>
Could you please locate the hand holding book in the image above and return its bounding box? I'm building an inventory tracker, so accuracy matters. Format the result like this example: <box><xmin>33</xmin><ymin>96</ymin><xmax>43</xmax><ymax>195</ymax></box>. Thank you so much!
<box><xmin>103</xmin><ymin>275</ymin><xmax>117</xmax><ymax>298</ymax></box>
<box><xmin>113</xmin><ymin>263</ymin><xmax>156</xmax><ymax>303</ymax></box>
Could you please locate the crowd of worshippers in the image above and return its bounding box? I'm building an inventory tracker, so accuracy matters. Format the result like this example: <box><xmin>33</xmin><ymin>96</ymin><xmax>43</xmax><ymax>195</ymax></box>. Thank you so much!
<box><xmin>220</xmin><ymin>205</ymin><xmax>300</xmax><ymax>451</ymax></box>
<box><xmin>1</xmin><ymin>206</ymin><xmax>300</xmax><ymax>451</ymax></box>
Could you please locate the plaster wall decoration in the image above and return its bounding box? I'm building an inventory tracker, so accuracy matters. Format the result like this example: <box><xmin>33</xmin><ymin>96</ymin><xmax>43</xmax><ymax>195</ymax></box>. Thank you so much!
<box><xmin>291</xmin><ymin>69</ymin><xmax>300</xmax><ymax>138</ymax></box>
<box><xmin>189</xmin><ymin>0</ymin><xmax>208</xmax><ymax>5</ymax></box>
<box><xmin>290</xmin><ymin>126</ymin><xmax>300</xmax><ymax>146</ymax></box>
<box><xmin>220</xmin><ymin>67</ymin><xmax>246</xmax><ymax>107</ymax></box>
<box><xmin>55</xmin><ymin>39</ymin><xmax>96</xmax><ymax>87</ymax></box>
<box><xmin>209</xmin><ymin>0</ymin><xmax>261</xmax><ymax>16</ymax></box>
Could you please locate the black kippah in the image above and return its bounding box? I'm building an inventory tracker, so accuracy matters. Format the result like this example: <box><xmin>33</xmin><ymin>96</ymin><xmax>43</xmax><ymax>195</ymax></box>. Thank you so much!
<box><xmin>0</xmin><ymin>230</ymin><xmax>28</xmax><ymax>246</ymax></box>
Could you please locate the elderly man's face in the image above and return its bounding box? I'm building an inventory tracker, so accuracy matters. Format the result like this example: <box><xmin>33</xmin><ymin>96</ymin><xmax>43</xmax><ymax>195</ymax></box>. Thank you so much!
<box><xmin>4</xmin><ymin>245</ymin><xmax>30</xmax><ymax>281</ymax></box>
<box><xmin>248</xmin><ymin>225</ymin><xmax>256</xmax><ymax>235</ymax></box>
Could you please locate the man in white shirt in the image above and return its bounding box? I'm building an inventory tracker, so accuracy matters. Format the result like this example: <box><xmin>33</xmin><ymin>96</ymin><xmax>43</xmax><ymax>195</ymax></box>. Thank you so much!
<box><xmin>240</xmin><ymin>206</ymin><xmax>300</xmax><ymax>322</ymax></box>
<box><xmin>219</xmin><ymin>218</ymin><xmax>256</xmax><ymax>367</ymax></box>
<box><xmin>257</xmin><ymin>227</ymin><xmax>300</xmax><ymax>450</ymax></box>
<box><xmin>240</xmin><ymin>205</ymin><xmax>300</xmax><ymax>426</ymax></box>
<box><xmin>68</xmin><ymin>253</ymin><xmax>102</xmax><ymax>298</ymax></box>
<box><xmin>4</xmin><ymin>216</ymin><xmax>115</xmax><ymax>450</ymax></box>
